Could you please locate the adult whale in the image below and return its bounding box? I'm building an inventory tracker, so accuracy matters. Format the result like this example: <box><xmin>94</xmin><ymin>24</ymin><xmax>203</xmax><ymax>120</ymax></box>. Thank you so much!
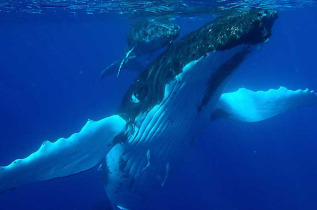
<box><xmin>0</xmin><ymin>9</ymin><xmax>316</xmax><ymax>210</ymax></box>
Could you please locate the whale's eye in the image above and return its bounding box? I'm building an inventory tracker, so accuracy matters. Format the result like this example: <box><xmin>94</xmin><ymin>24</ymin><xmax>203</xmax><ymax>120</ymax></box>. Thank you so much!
<box><xmin>135</xmin><ymin>85</ymin><xmax>148</xmax><ymax>102</ymax></box>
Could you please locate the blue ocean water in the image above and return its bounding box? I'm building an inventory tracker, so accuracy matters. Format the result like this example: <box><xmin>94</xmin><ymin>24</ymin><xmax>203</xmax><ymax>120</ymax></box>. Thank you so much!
<box><xmin>0</xmin><ymin>1</ymin><xmax>316</xmax><ymax>210</ymax></box>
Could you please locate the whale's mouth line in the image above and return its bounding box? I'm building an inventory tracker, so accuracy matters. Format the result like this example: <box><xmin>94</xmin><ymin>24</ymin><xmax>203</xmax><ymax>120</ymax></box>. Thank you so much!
<box><xmin>198</xmin><ymin>46</ymin><xmax>251</xmax><ymax>112</ymax></box>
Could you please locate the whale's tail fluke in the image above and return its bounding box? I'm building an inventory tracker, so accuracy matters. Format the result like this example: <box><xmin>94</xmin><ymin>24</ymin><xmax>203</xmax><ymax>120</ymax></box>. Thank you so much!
<box><xmin>214</xmin><ymin>87</ymin><xmax>317</xmax><ymax>122</ymax></box>
<box><xmin>0</xmin><ymin>115</ymin><xmax>126</xmax><ymax>193</ymax></box>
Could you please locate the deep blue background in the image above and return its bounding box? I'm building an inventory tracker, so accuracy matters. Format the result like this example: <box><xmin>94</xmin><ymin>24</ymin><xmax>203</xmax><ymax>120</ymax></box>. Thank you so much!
<box><xmin>0</xmin><ymin>7</ymin><xmax>317</xmax><ymax>210</ymax></box>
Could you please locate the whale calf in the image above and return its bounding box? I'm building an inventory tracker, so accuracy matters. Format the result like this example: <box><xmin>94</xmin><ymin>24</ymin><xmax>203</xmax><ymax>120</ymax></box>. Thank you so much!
<box><xmin>101</xmin><ymin>18</ymin><xmax>180</xmax><ymax>78</ymax></box>
<box><xmin>1</xmin><ymin>9</ymin><xmax>317</xmax><ymax>210</ymax></box>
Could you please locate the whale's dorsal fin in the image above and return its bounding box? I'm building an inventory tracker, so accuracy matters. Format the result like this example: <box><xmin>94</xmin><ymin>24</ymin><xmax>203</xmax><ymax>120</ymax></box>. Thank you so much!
<box><xmin>0</xmin><ymin>115</ymin><xmax>126</xmax><ymax>193</ymax></box>
<box><xmin>213</xmin><ymin>87</ymin><xmax>317</xmax><ymax>122</ymax></box>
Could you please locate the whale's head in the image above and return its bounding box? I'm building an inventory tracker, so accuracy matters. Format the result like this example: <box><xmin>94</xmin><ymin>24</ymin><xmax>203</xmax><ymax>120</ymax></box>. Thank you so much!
<box><xmin>127</xmin><ymin>19</ymin><xmax>180</xmax><ymax>55</ymax></box>
<box><xmin>185</xmin><ymin>9</ymin><xmax>278</xmax><ymax>53</ymax></box>
<box><xmin>232</xmin><ymin>9</ymin><xmax>278</xmax><ymax>45</ymax></box>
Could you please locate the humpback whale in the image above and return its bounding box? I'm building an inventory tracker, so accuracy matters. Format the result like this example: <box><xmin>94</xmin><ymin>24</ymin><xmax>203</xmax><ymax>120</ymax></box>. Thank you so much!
<box><xmin>0</xmin><ymin>9</ymin><xmax>316</xmax><ymax>210</ymax></box>
<box><xmin>101</xmin><ymin>18</ymin><xmax>180</xmax><ymax>78</ymax></box>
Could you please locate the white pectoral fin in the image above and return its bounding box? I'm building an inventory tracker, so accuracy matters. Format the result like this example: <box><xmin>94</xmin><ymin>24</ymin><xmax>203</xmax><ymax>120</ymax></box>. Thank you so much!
<box><xmin>214</xmin><ymin>86</ymin><xmax>317</xmax><ymax>122</ymax></box>
<box><xmin>0</xmin><ymin>115</ymin><xmax>126</xmax><ymax>193</ymax></box>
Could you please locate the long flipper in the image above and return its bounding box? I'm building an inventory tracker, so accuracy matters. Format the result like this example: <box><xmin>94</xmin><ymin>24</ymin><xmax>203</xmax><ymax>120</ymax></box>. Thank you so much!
<box><xmin>0</xmin><ymin>115</ymin><xmax>126</xmax><ymax>193</ymax></box>
<box><xmin>101</xmin><ymin>55</ymin><xmax>143</xmax><ymax>79</ymax></box>
<box><xmin>101</xmin><ymin>60</ymin><xmax>122</xmax><ymax>78</ymax></box>
<box><xmin>117</xmin><ymin>47</ymin><xmax>135</xmax><ymax>78</ymax></box>
<box><xmin>213</xmin><ymin>86</ymin><xmax>317</xmax><ymax>122</ymax></box>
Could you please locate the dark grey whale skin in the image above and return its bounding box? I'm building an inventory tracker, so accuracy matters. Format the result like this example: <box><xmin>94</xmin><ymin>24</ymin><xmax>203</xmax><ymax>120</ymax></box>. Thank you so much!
<box><xmin>118</xmin><ymin>9</ymin><xmax>278</xmax><ymax>121</ymax></box>
<box><xmin>101</xmin><ymin>19</ymin><xmax>180</xmax><ymax>78</ymax></box>
<box><xmin>127</xmin><ymin>19</ymin><xmax>180</xmax><ymax>56</ymax></box>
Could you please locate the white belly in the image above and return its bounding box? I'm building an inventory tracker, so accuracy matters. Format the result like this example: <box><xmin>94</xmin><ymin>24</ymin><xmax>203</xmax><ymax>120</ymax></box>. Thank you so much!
<box><xmin>104</xmin><ymin>45</ymin><xmax>248</xmax><ymax>209</ymax></box>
